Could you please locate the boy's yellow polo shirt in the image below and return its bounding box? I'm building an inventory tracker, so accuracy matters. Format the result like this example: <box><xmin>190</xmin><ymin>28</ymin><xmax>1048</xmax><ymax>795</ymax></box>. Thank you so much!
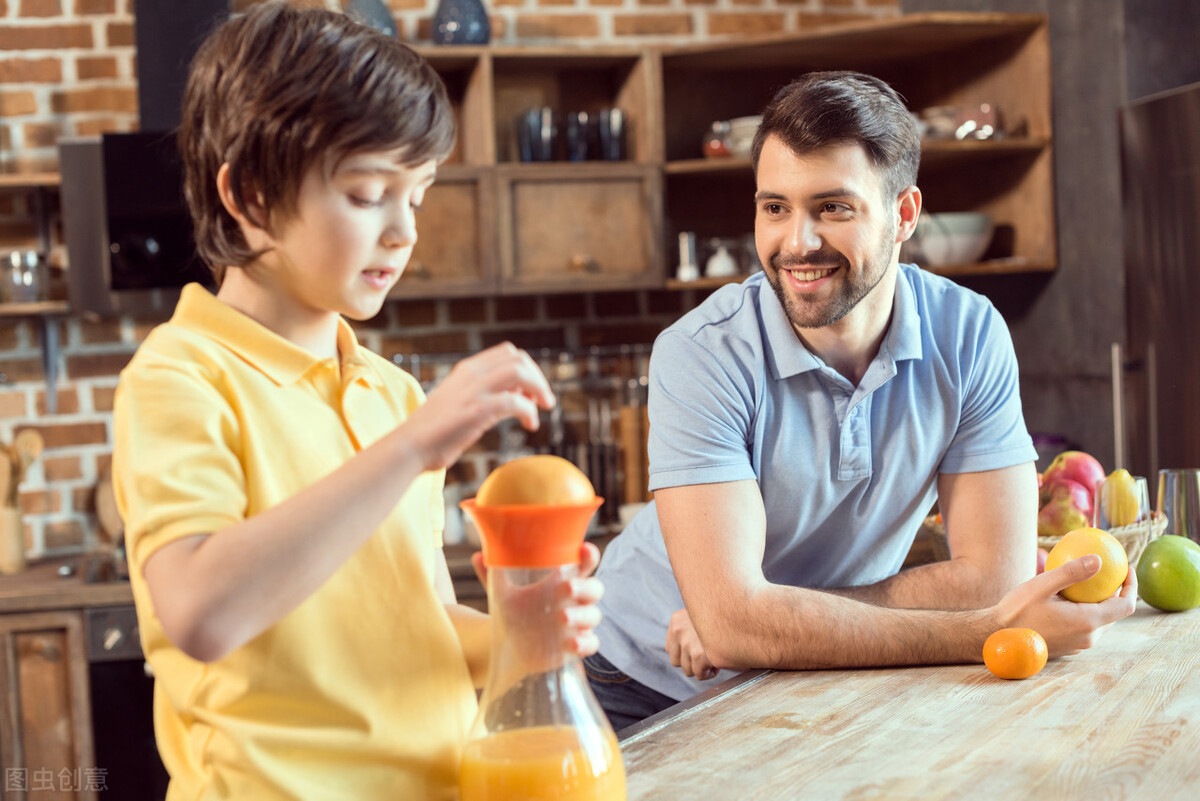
<box><xmin>113</xmin><ymin>284</ymin><xmax>476</xmax><ymax>800</ymax></box>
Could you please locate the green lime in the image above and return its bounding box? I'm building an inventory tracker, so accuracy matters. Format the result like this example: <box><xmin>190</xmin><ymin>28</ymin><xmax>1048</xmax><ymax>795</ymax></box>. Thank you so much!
<box><xmin>1137</xmin><ymin>535</ymin><xmax>1200</xmax><ymax>612</ymax></box>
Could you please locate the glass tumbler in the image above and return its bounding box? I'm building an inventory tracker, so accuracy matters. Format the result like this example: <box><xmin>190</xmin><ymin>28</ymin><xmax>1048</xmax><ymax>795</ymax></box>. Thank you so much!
<box><xmin>1157</xmin><ymin>468</ymin><xmax>1200</xmax><ymax>546</ymax></box>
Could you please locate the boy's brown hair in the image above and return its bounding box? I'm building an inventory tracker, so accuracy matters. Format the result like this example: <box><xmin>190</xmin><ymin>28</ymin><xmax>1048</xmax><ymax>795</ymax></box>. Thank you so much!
<box><xmin>179</xmin><ymin>1</ymin><xmax>455</xmax><ymax>282</ymax></box>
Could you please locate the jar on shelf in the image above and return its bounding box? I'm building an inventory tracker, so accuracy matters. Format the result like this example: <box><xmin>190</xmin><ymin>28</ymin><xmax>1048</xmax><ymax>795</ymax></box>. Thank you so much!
<box><xmin>702</xmin><ymin>121</ymin><xmax>732</xmax><ymax>158</ymax></box>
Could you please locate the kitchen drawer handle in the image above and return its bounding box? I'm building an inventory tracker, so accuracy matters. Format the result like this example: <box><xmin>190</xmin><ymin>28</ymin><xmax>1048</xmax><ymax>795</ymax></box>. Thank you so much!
<box><xmin>568</xmin><ymin>254</ymin><xmax>600</xmax><ymax>273</ymax></box>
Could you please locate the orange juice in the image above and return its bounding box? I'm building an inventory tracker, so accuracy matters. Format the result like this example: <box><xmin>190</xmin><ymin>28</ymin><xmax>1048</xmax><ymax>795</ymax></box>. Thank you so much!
<box><xmin>459</xmin><ymin>725</ymin><xmax>626</xmax><ymax>801</ymax></box>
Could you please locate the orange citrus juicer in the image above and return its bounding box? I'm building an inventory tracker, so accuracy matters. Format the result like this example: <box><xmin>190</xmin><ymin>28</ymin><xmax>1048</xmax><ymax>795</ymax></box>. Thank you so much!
<box><xmin>460</xmin><ymin>497</ymin><xmax>605</xmax><ymax>568</ymax></box>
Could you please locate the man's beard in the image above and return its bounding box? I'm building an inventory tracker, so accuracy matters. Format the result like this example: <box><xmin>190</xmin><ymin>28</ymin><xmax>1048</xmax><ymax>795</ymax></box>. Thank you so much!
<box><xmin>765</xmin><ymin>223</ymin><xmax>895</xmax><ymax>330</ymax></box>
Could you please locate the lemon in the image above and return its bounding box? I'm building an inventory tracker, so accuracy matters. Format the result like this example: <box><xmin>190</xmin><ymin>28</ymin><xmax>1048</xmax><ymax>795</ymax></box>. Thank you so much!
<box><xmin>1044</xmin><ymin>527</ymin><xmax>1129</xmax><ymax>603</ymax></box>
<box><xmin>1101</xmin><ymin>469</ymin><xmax>1140</xmax><ymax>527</ymax></box>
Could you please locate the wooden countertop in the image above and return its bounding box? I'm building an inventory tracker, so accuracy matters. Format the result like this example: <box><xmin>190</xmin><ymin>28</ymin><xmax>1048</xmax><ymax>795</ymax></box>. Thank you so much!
<box><xmin>619</xmin><ymin>606</ymin><xmax>1200</xmax><ymax>799</ymax></box>
<box><xmin>0</xmin><ymin>556</ymin><xmax>133</xmax><ymax>614</ymax></box>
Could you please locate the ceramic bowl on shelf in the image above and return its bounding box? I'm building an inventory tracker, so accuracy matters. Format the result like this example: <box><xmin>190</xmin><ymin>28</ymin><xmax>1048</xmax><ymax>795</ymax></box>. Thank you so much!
<box><xmin>900</xmin><ymin>212</ymin><xmax>995</xmax><ymax>267</ymax></box>
<box><xmin>727</xmin><ymin>115</ymin><xmax>762</xmax><ymax>158</ymax></box>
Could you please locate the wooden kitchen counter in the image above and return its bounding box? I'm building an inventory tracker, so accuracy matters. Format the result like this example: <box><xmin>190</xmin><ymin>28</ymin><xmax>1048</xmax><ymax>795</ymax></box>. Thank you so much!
<box><xmin>0</xmin><ymin>555</ymin><xmax>133</xmax><ymax>613</ymax></box>
<box><xmin>619</xmin><ymin>606</ymin><xmax>1200</xmax><ymax>799</ymax></box>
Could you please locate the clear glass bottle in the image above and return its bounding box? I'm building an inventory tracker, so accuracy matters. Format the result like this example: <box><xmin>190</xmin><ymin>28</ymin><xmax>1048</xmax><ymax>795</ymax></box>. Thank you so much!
<box><xmin>459</xmin><ymin>498</ymin><xmax>625</xmax><ymax>801</ymax></box>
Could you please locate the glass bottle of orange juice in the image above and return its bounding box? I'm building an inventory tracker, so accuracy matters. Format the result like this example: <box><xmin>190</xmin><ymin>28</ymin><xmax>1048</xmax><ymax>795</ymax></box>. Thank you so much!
<box><xmin>460</xmin><ymin>456</ymin><xmax>626</xmax><ymax>801</ymax></box>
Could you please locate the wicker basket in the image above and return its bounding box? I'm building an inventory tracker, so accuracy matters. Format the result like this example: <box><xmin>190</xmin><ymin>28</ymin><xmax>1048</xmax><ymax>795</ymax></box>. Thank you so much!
<box><xmin>921</xmin><ymin>511</ymin><xmax>1168</xmax><ymax>569</ymax></box>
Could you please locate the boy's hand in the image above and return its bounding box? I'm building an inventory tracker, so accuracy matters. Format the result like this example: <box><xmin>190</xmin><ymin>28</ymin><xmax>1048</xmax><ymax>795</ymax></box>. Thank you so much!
<box><xmin>471</xmin><ymin>542</ymin><xmax>604</xmax><ymax>656</ymax></box>
<box><xmin>405</xmin><ymin>343</ymin><xmax>556</xmax><ymax>472</ymax></box>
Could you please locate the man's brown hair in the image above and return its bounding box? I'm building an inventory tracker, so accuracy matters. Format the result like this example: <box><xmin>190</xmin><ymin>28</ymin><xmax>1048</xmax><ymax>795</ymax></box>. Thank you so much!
<box><xmin>751</xmin><ymin>71</ymin><xmax>920</xmax><ymax>203</ymax></box>
<box><xmin>179</xmin><ymin>1</ymin><xmax>455</xmax><ymax>282</ymax></box>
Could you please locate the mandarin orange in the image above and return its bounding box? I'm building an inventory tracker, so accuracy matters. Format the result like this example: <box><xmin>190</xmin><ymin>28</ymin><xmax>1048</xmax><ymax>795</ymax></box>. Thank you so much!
<box><xmin>983</xmin><ymin>628</ymin><xmax>1048</xmax><ymax>680</ymax></box>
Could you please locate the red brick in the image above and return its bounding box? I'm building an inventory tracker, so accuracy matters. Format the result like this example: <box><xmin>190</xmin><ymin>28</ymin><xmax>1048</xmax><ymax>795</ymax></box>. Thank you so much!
<box><xmin>0</xmin><ymin>56</ymin><xmax>63</xmax><ymax>83</ymax></box>
<box><xmin>593</xmin><ymin>291</ymin><xmax>640</xmax><ymax>317</ymax></box>
<box><xmin>25</xmin><ymin>421</ymin><xmax>108</xmax><ymax>449</ymax></box>
<box><xmin>515</xmin><ymin>14</ymin><xmax>600</xmax><ymax>39</ymax></box>
<box><xmin>0</xmin><ymin>23</ymin><xmax>93</xmax><ymax>50</ymax></box>
<box><xmin>0</xmin><ymin>391</ymin><xmax>27</xmax><ymax>418</ymax></box>
<box><xmin>19</xmin><ymin>489</ymin><xmax>59</xmax><ymax>515</ymax></box>
<box><xmin>538</xmin><ymin>0</ymin><xmax>575</xmax><ymax>6</ymax></box>
<box><xmin>18</xmin><ymin>0</ymin><xmax>61</xmax><ymax>16</ymax></box>
<box><xmin>386</xmin><ymin>0</ymin><xmax>424</xmax><ymax>9</ymax></box>
<box><xmin>0</xmin><ymin>358</ymin><xmax>43</xmax><ymax>382</ymax></box>
<box><xmin>92</xmin><ymin>384</ymin><xmax>116</xmax><ymax>412</ymax></box>
<box><xmin>707</xmin><ymin>12</ymin><xmax>785</xmax><ymax>36</ymax></box>
<box><xmin>44</xmin><ymin>519</ymin><xmax>84</xmax><ymax>550</ymax></box>
<box><xmin>50</xmin><ymin>86</ymin><xmax>138</xmax><ymax>114</ymax></box>
<box><xmin>447</xmin><ymin>298</ymin><xmax>487</xmax><ymax>324</ymax></box>
<box><xmin>106</xmin><ymin>21</ymin><xmax>134</xmax><ymax>47</ymax></box>
<box><xmin>797</xmin><ymin>11</ymin><xmax>876</xmax><ymax>29</ymax></box>
<box><xmin>480</xmin><ymin>327</ymin><xmax>567</xmax><ymax>352</ymax></box>
<box><xmin>80</xmin><ymin>318</ymin><xmax>122</xmax><ymax>344</ymax></box>
<box><xmin>77</xmin><ymin>0</ymin><xmax>116</xmax><ymax>12</ymax></box>
<box><xmin>636</xmin><ymin>0</ymin><xmax>671</xmax><ymax>5</ymax></box>
<box><xmin>72</xmin><ymin>486</ymin><xmax>94</xmax><ymax>514</ymax></box>
<box><xmin>22</xmin><ymin>122</ymin><xmax>60</xmax><ymax>149</ymax></box>
<box><xmin>590</xmin><ymin>0</ymin><xmax>625</xmax><ymax>5</ymax></box>
<box><xmin>0</xmin><ymin>91</ymin><xmax>37</xmax><ymax>117</ymax></box>
<box><xmin>495</xmin><ymin>296</ymin><xmax>539</xmax><ymax>322</ymax></box>
<box><xmin>543</xmin><ymin>293</ymin><xmax>588</xmax><ymax>320</ymax></box>
<box><xmin>491</xmin><ymin>0</ymin><xmax>523</xmax><ymax>7</ymax></box>
<box><xmin>579</xmin><ymin>323</ymin><xmax>664</xmax><ymax>347</ymax></box>
<box><xmin>614</xmin><ymin>13</ymin><xmax>693</xmax><ymax>35</ymax></box>
<box><xmin>65</xmin><ymin>351</ymin><xmax>132</xmax><ymax>378</ymax></box>
<box><xmin>35</xmin><ymin>386</ymin><xmax>78</xmax><ymax>415</ymax></box>
<box><xmin>390</xmin><ymin>299</ymin><xmax>438</xmax><ymax>327</ymax></box>
<box><xmin>42</xmin><ymin>454</ymin><xmax>83</xmax><ymax>482</ymax></box>
<box><xmin>76</xmin><ymin>55</ymin><xmax>119</xmax><ymax>81</ymax></box>
<box><xmin>730</xmin><ymin>0</ymin><xmax>765</xmax><ymax>5</ymax></box>
<box><xmin>74</xmin><ymin>116</ymin><xmax>123</xmax><ymax>137</ymax></box>
<box><xmin>380</xmin><ymin>331</ymin><xmax>469</xmax><ymax>358</ymax></box>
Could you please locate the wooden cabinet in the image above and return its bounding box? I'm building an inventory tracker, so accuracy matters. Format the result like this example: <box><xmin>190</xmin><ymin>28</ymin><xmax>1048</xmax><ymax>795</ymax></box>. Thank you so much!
<box><xmin>659</xmin><ymin>14</ymin><xmax>1055</xmax><ymax>279</ymax></box>
<box><xmin>395</xmin><ymin>46</ymin><xmax>665</xmax><ymax>299</ymax></box>
<box><xmin>0</xmin><ymin>610</ymin><xmax>97</xmax><ymax>801</ymax></box>
<box><xmin>399</xmin><ymin>14</ymin><xmax>1055</xmax><ymax>298</ymax></box>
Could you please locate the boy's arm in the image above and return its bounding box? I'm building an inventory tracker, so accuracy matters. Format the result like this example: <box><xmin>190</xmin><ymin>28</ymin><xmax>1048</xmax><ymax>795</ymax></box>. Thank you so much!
<box><xmin>433</xmin><ymin>550</ymin><xmax>491</xmax><ymax>687</ymax></box>
<box><xmin>660</xmin><ymin>478</ymin><xmax>1135</xmax><ymax>674</ymax></box>
<box><xmin>140</xmin><ymin>343</ymin><xmax>554</xmax><ymax>663</ymax></box>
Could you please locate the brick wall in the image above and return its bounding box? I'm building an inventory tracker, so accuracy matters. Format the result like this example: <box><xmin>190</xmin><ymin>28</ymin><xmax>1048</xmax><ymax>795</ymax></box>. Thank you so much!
<box><xmin>0</xmin><ymin>0</ymin><xmax>898</xmax><ymax>560</ymax></box>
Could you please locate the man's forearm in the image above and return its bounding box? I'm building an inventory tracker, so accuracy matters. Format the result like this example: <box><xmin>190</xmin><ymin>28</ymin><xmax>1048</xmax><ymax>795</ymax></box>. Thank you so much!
<box><xmin>826</xmin><ymin>556</ymin><xmax>1016</xmax><ymax>611</ymax></box>
<box><xmin>706</xmin><ymin>583</ymin><xmax>1001</xmax><ymax>671</ymax></box>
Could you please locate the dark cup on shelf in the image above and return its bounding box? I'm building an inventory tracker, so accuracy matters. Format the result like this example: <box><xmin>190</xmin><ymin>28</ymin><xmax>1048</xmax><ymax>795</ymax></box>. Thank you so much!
<box><xmin>565</xmin><ymin>111</ymin><xmax>598</xmax><ymax>161</ymax></box>
<box><xmin>597</xmin><ymin>108</ymin><xmax>627</xmax><ymax>161</ymax></box>
<box><xmin>516</xmin><ymin>107</ymin><xmax>559</xmax><ymax>162</ymax></box>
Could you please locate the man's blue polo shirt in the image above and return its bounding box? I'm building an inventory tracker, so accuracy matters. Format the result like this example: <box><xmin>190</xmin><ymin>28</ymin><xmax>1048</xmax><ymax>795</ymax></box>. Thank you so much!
<box><xmin>596</xmin><ymin>264</ymin><xmax>1037</xmax><ymax>701</ymax></box>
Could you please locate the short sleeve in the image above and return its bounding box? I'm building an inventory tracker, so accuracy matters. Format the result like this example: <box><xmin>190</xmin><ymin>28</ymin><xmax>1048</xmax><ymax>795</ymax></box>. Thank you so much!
<box><xmin>940</xmin><ymin>306</ymin><xmax>1037</xmax><ymax>473</ymax></box>
<box><xmin>113</xmin><ymin>361</ymin><xmax>248</xmax><ymax>567</ymax></box>
<box><xmin>646</xmin><ymin>330</ymin><xmax>759</xmax><ymax>491</ymax></box>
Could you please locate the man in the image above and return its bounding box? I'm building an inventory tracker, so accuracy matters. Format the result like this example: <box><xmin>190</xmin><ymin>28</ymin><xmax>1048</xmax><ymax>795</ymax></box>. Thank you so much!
<box><xmin>584</xmin><ymin>71</ymin><xmax>1135</xmax><ymax>731</ymax></box>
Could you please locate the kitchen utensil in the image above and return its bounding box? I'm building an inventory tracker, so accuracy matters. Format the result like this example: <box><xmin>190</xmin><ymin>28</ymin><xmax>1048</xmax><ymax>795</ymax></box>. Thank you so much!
<box><xmin>517</xmin><ymin>107</ymin><xmax>559</xmax><ymax>162</ymax></box>
<box><xmin>596</xmin><ymin>108</ymin><xmax>626</xmax><ymax>161</ymax></box>
<box><xmin>0</xmin><ymin>456</ymin><xmax>11</xmax><ymax>511</ymax></box>
<box><xmin>0</xmin><ymin>506</ymin><xmax>24</xmax><ymax>574</ymax></box>
<box><xmin>14</xmin><ymin>428</ymin><xmax>43</xmax><ymax>475</ymax></box>
<box><xmin>565</xmin><ymin>111</ymin><xmax>597</xmax><ymax>161</ymax></box>
<box><xmin>676</xmin><ymin>232</ymin><xmax>699</xmax><ymax>282</ymax></box>
<box><xmin>1157</xmin><ymin>468</ymin><xmax>1200</xmax><ymax>546</ymax></box>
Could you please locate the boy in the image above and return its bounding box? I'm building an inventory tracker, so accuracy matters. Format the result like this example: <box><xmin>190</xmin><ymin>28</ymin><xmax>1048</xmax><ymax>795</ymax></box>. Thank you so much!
<box><xmin>112</xmin><ymin>4</ymin><xmax>603</xmax><ymax>799</ymax></box>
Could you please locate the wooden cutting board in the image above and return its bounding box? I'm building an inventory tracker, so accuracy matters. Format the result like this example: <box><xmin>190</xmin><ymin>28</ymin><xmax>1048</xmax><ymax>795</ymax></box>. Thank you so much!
<box><xmin>95</xmin><ymin>463</ymin><xmax>124</xmax><ymax>544</ymax></box>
